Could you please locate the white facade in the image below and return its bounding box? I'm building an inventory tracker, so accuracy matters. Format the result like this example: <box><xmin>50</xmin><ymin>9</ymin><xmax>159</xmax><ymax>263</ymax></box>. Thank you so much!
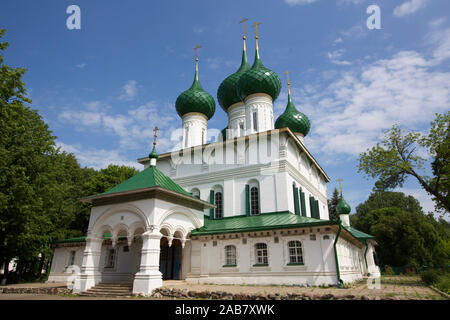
<box><xmin>182</xmin><ymin>112</ymin><xmax>207</xmax><ymax>148</ymax></box>
<box><xmin>244</xmin><ymin>93</ymin><xmax>274</xmax><ymax>135</ymax></box>
<box><xmin>227</xmin><ymin>102</ymin><xmax>246</xmax><ymax>139</ymax></box>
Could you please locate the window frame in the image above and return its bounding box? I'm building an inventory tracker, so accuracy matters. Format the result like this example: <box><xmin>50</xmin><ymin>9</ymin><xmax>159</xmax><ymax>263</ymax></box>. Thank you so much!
<box><xmin>287</xmin><ymin>240</ymin><xmax>304</xmax><ymax>265</ymax></box>
<box><xmin>254</xmin><ymin>243</ymin><xmax>268</xmax><ymax>266</ymax></box>
<box><xmin>214</xmin><ymin>191</ymin><xmax>223</xmax><ymax>219</ymax></box>
<box><xmin>224</xmin><ymin>245</ymin><xmax>237</xmax><ymax>267</ymax></box>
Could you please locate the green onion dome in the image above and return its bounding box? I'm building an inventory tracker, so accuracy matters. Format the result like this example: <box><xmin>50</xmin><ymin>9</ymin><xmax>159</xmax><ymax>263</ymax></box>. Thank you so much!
<box><xmin>275</xmin><ymin>93</ymin><xmax>311</xmax><ymax>136</ymax></box>
<box><xmin>217</xmin><ymin>49</ymin><xmax>250</xmax><ymax>111</ymax></box>
<box><xmin>236</xmin><ymin>47</ymin><xmax>281</xmax><ymax>102</ymax></box>
<box><xmin>336</xmin><ymin>194</ymin><xmax>351</xmax><ymax>215</ymax></box>
<box><xmin>149</xmin><ymin>145</ymin><xmax>158</xmax><ymax>159</ymax></box>
<box><xmin>175</xmin><ymin>69</ymin><xmax>215</xmax><ymax>120</ymax></box>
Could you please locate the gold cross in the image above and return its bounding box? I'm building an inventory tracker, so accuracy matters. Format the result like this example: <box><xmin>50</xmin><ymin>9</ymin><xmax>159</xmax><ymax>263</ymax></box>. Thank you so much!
<box><xmin>239</xmin><ymin>18</ymin><xmax>248</xmax><ymax>38</ymax></box>
<box><xmin>153</xmin><ymin>126</ymin><xmax>159</xmax><ymax>146</ymax></box>
<box><xmin>194</xmin><ymin>44</ymin><xmax>201</xmax><ymax>61</ymax></box>
<box><xmin>251</xmin><ymin>22</ymin><xmax>261</xmax><ymax>39</ymax></box>
<box><xmin>284</xmin><ymin>70</ymin><xmax>291</xmax><ymax>94</ymax></box>
<box><xmin>337</xmin><ymin>178</ymin><xmax>343</xmax><ymax>194</ymax></box>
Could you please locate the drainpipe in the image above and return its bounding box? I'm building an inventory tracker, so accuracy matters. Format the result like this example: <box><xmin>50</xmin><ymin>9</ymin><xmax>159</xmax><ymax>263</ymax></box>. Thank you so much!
<box><xmin>333</xmin><ymin>223</ymin><xmax>343</xmax><ymax>287</ymax></box>
<box><xmin>363</xmin><ymin>239</ymin><xmax>370</xmax><ymax>276</ymax></box>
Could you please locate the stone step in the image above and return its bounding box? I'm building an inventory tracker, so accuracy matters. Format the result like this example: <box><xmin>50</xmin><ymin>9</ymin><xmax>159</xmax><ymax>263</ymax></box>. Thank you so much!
<box><xmin>86</xmin><ymin>288</ymin><xmax>132</xmax><ymax>293</ymax></box>
<box><xmin>78</xmin><ymin>292</ymin><xmax>133</xmax><ymax>297</ymax></box>
<box><xmin>96</xmin><ymin>282</ymin><xmax>133</xmax><ymax>287</ymax></box>
<box><xmin>90</xmin><ymin>285</ymin><xmax>133</xmax><ymax>290</ymax></box>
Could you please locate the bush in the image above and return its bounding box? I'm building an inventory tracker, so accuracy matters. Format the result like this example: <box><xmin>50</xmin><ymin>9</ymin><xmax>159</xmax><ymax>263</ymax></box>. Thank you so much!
<box><xmin>436</xmin><ymin>274</ymin><xmax>450</xmax><ymax>294</ymax></box>
<box><xmin>420</xmin><ymin>269</ymin><xmax>440</xmax><ymax>286</ymax></box>
<box><xmin>384</xmin><ymin>266</ymin><xmax>396</xmax><ymax>276</ymax></box>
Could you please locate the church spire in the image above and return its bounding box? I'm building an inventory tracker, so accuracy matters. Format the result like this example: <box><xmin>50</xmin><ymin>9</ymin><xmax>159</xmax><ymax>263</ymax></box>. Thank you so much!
<box><xmin>149</xmin><ymin>126</ymin><xmax>159</xmax><ymax>167</ymax></box>
<box><xmin>237</xmin><ymin>18</ymin><xmax>250</xmax><ymax>72</ymax></box>
<box><xmin>251</xmin><ymin>22</ymin><xmax>264</xmax><ymax>69</ymax></box>
<box><xmin>189</xmin><ymin>44</ymin><xmax>203</xmax><ymax>90</ymax></box>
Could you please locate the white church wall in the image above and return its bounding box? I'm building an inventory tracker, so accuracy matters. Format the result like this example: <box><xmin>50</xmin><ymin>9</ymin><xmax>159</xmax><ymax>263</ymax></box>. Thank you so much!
<box><xmin>187</xmin><ymin>229</ymin><xmax>344</xmax><ymax>286</ymax></box>
<box><xmin>47</xmin><ymin>245</ymin><xmax>85</xmax><ymax>283</ymax></box>
<box><xmin>336</xmin><ymin>237</ymin><xmax>364</xmax><ymax>283</ymax></box>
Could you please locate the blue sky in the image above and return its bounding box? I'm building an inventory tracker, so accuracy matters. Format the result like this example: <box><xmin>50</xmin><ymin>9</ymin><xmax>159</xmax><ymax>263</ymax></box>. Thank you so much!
<box><xmin>1</xmin><ymin>0</ymin><xmax>449</xmax><ymax>216</ymax></box>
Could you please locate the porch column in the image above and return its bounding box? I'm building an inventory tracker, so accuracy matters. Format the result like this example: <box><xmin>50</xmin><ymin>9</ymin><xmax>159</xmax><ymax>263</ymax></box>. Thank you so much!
<box><xmin>133</xmin><ymin>229</ymin><xmax>163</xmax><ymax>295</ymax></box>
<box><xmin>75</xmin><ymin>235</ymin><xmax>103</xmax><ymax>293</ymax></box>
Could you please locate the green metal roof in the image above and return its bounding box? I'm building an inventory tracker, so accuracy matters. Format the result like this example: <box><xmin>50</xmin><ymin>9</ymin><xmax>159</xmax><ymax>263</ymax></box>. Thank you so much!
<box><xmin>336</xmin><ymin>194</ymin><xmax>351</xmax><ymax>215</ymax></box>
<box><xmin>175</xmin><ymin>68</ymin><xmax>216</xmax><ymax>120</ymax></box>
<box><xmin>344</xmin><ymin>226</ymin><xmax>375</xmax><ymax>240</ymax></box>
<box><xmin>236</xmin><ymin>47</ymin><xmax>281</xmax><ymax>102</ymax></box>
<box><xmin>217</xmin><ymin>49</ymin><xmax>250</xmax><ymax>111</ymax></box>
<box><xmin>54</xmin><ymin>233</ymin><xmax>126</xmax><ymax>244</ymax></box>
<box><xmin>191</xmin><ymin>211</ymin><xmax>336</xmax><ymax>236</ymax></box>
<box><xmin>275</xmin><ymin>93</ymin><xmax>311</xmax><ymax>136</ymax></box>
<box><xmin>96</xmin><ymin>165</ymin><xmax>192</xmax><ymax>197</ymax></box>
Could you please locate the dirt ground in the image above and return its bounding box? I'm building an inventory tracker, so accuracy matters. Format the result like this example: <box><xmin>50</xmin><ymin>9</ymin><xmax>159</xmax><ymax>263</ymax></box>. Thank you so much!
<box><xmin>0</xmin><ymin>276</ymin><xmax>445</xmax><ymax>300</ymax></box>
<box><xmin>161</xmin><ymin>276</ymin><xmax>444</xmax><ymax>300</ymax></box>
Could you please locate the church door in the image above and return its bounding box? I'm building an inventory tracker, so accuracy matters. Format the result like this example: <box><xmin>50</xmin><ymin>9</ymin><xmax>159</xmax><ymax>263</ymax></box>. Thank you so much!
<box><xmin>159</xmin><ymin>238</ymin><xmax>182</xmax><ymax>280</ymax></box>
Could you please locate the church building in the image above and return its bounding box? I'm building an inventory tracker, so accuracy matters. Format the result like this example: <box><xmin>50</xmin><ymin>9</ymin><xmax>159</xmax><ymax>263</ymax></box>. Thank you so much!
<box><xmin>48</xmin><ymin>21</ymin><xmax>380</xmax><ymax>295</ymax></box>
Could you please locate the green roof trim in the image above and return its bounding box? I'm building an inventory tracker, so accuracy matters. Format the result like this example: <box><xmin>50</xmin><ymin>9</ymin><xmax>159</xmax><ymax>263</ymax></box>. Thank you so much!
<box><xmin>53</xmin><ymin>233</ymin><xmax>125</xmax><ymax>244</ymax></box>
<box><xmin>343</xmin><ymin>226</ymin><xmax>375</xmax><ymax>240</ymax></box>
<box><xmin>98</xmin><ymin>165</ymin><xmax>192</xmax><ymax>197</ymax></box>
<box><xmin>191</xmin><ymin>211</ymin><xmax>336</xmax><ymax>236</ymax></box>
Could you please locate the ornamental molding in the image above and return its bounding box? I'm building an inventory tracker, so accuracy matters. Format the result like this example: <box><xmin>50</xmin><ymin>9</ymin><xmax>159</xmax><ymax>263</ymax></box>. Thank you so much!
<box><xmin>182</xmin><ymin>112</ymin><xmax>208</xmax><ymax>121</ymax></box>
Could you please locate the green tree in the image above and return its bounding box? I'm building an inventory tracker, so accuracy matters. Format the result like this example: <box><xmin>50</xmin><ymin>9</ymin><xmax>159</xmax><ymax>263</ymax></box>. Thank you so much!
<box><xmin>364</xmin><ymin>207</ymin><xmax>440</xmax><ymax>266</ymax></box>
<box><xmin>327</xmin><ymin>187</ymin><xmax>340</xmax><ymax>221</ymax></box>
<box><xmin>358</xmin><ymin>112</ymin><xmax>450</xmax><ymax>214</ymax></box>
<box><xmin>354</xmin><ymin>191</ymin><xmax>423</xmax><ymax>226</ymax></box>
<box><xmin>0</xmin><ymin>28</ymin><xmax>56</xmax><ymax>277</ymax></box>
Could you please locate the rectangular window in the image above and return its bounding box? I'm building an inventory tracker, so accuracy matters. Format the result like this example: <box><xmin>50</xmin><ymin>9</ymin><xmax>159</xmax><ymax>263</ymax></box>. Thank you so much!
<box><xmin>252</xmin><ymin>112</ymin><xmax>258</xmax><ymax>132</ymax></box>
<box><xmin>239</xmin><ymin>123</ymin><xmax>244</xmax><ymax>136</ymax></box>
<box><xmin>255</xmin><ymin>243</ymin><xmax>268</xmax><ymax>265</ymax></box>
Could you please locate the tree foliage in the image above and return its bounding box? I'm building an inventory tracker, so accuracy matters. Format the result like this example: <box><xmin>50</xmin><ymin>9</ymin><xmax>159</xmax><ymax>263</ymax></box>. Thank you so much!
<box><xmin>0</xmin><ymin>28</ymin><xmax>140</xmax><ymax>281</ymax></box>
<box><xmin>358</xmin><ymin>112</ymin><xmax>450</xmax><ymax>214</ymax></box>
<box><xmin>353</xmin><ymin>191</ymin><xmax>450</xmax><ymax>267</ymax></box>
<box><xmin>327</xmin><ymin>187</ymin><xmax>340</xmax><ymax>221</ymax></box>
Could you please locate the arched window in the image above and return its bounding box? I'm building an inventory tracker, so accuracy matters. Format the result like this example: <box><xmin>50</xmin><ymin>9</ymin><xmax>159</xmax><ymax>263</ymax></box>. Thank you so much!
<box><xmin>224</xmin><ymin>245</ymin><xmax>236</xmax><ymax>266</ymax></box>
<box><xmin>214</xmin><ymin>191</ymin><xmax>223</xmax><ymax>219</ymax></box>
<box><xmin>255</xmin><ymin>243</ymin><xmax>268</xmax><ymax>265</ymax></box>
<box><xmin>250</xmin><ymin>187</ymin><xmax>259</xmax><ymax>215</ymax></box>
<box><xmin>191</xmin><ymin>188</ymin><xmax>200</xmax><ymax>199</ymax></box>
<box><xmin>288</xmin><ymin>240</ymin><xmax>303</xmax><ymax>265</ymax></box>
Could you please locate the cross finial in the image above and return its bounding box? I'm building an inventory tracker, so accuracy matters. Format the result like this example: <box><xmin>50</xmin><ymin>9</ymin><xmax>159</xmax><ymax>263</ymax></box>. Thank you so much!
<box><xmin>240</xmin><ymin>18</ymin><xmax>248</xmax><ymax>39</ymax></box>
<box><xmin>153</xmin><ymin>126</ymin><xmax>159</xmax><ymax>147</ymax></box>
<box><xmin>251</xmin><ymin>22</ymin><xmax>261</xmax><ymax>39</ymax></box>
<box><xmin>284</xmin><ymin>70</ymin><xmax>291</xmax><ymax>95</ymax></box>
<box><xmin>337</xmin><ymin>178</ymin><xmax>343</xmax><ymax>194</ymax></box>
<box><xmin>194</xmin><ymin>45</ymin><xmax>201</xmax><ymax>61</ymax></box>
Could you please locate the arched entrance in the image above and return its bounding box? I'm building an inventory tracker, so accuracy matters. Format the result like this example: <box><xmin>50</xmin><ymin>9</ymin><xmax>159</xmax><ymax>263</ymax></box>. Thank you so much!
<box><xmin>159</xmin><ymin>228</ymin><xmax>182</xmax><ymax>280</ymax></box>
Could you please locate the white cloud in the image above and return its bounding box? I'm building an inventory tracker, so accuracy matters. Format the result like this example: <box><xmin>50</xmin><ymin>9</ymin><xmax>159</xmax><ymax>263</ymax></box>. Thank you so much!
<box><xmin>76</xmin><ymin>63</ymin><xmax>87</xmax><ymax>69</ymax></box>
<box><xmin>58</xmin><ymin>100</ymin><xmax>179</xmax><ymax>152</ymax></box>
<box><xmin>282</xmin><ymin>27</ymin><xmax>450</xmax><ymax>159</ymax></box>
<box><xmin>393</xmin><ymin>0</ymin><xmax>429</xmax><ymax>17</ymax></box>
<box><xmin>327</xmin><ymin>49</ymin><xmax>352</xmax><ymax>65</ymax></box>
<box><xmin>56</xmin><ymin>142</ymin><xmax>142</xmax><ymax>170</ymax></box>
<box><xmin>118</xmin><ymin>80</ymin><xmax>138</xmax><ymax>101</ymax></box>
